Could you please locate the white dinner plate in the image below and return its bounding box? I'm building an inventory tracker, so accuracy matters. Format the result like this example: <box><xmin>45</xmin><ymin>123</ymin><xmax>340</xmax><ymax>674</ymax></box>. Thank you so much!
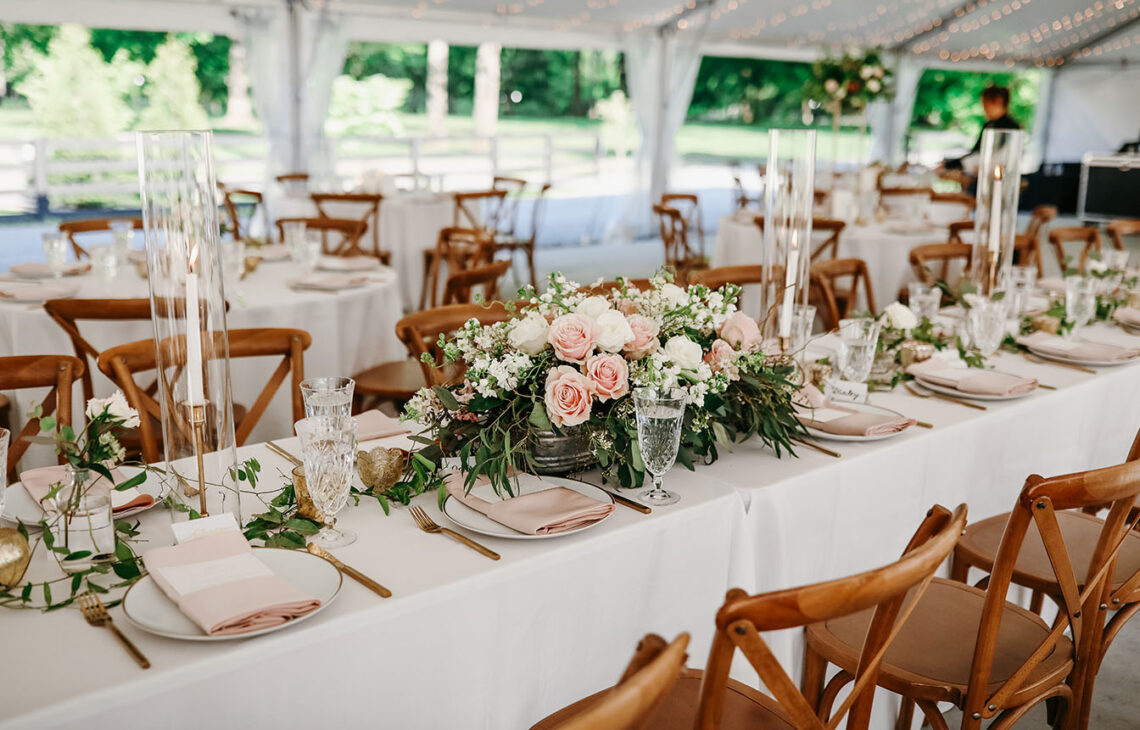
<box><xmin>913</xmin><ymin>371</ymin><xmax>1038</xmax><ymax>401</ymax></box>
<box><xmin>441</xmin><ymin>474</ymin><xmax>615</xmax><ymax>540</ymax></box>
<box><xmin>255</xmin><ymin>244</ymin><xmax>291</xmax><ymax>262</ymax></box>
<box><xmin>1</xmin><ymin>467</ymin><xmax>159</xmax><ymax>528</ymax></box>
<box><xmin>0</xmin><ymin>281</ymin><xmax>82</xmax><ymax>303</ymax></box>
<box><xmin>122</xmin><ymin>547</ymin><xmax>342</xmax><ymax>642</ymax></box>
<box><xmin>800</xmin><ymin>401</ymin><xmax>915</xmax><ymax>442</ymax></box>
<box><xmin>1025</xmin><ymin>343</ymin><xmax>1136</xmax><ymax>368</ymax></box>
<box><xmin>317</xmin><ymin>256</ymin><xmax>382</xmax><ymax>273</ymax></box>
<box><xmin>10</xmin><ymin>262</ymin><xmax>90</xmax><ymax>279</ymax></box>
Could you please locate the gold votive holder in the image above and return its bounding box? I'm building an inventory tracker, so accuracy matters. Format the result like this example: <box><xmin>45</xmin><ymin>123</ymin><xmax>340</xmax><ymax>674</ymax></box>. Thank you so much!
<box><xmin>899</xmin><ymin>340</ymin><xmax>935</xmax><ymax>369</ymax></box>
<box><xmin>356</xmin><ymin>447</ymin><xmax>407</xmax><ymax>495</ymax></box>
<box><xmin>1031</xmin><ymin>314</ymin><xmax>1062</xmax><ymax>335</ymax></box>
<box><xmin>291</xmin><ymin>465</ymin><xmax>331</xmax><ymax>525</ymax></box>
<box><xmin>806</xmin><ymin>361</ymin><xmax>833</xmax><ymax>388</ymax></box>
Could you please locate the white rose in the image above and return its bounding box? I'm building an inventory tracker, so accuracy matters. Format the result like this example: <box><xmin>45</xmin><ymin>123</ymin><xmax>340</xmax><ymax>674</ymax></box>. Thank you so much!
<box><xmin>574</xmin><ymin>295</ymin><xmax>611</xmax><ymax>320</ymax></box>
<box><xmin>1087</xmin><ymin>257</ymin><xmax>1108</xmax><ymax>274</ymax></box>
<box><xmin>663</xmin><ymin>336</ymin><xmax>703</xmax><ymax>370</ymax></box>
<box><xmin>824</xmin><ymin>79</ymin><xmax>839</xmax><ymax>93</ymax></box>
<box><xmin>86</xmin><ymin>390</ymin><xmax>140</xmax><ymax>428</ymax></box>
<box><xmin>659</xmin><ymin>283</ymin><xmax>688</xmax><ymax>308</ymax></box>
<box><xmin>867</xmin><ymin>79</ymin><xmax>881</xmax><ymax>93</ymax></box>
<box><xmin>860</xmin><ymin>65</ymin><xmax>873</xmax><ymax>79</ymax></box>
<box><xmin>507</xmin><ymin>312</ymin><xmax>550</xmax><ymax>355</ymax></box>
<box><xmin>884</xmin><ymin>301</ymin><xmax>918</xmax><ymax>330</ymax></box>
<box><xmin>594</xmin><ymin>310</ymin><xmax>635</xmax><ymax>353</ymax></box>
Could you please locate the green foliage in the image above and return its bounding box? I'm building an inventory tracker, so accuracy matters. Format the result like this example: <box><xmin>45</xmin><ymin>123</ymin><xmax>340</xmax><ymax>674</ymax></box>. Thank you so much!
<box><xmin>326</xmin><ymin>74</ymin><xmax>413</xmax><ymax>136</ymax></box>
<box><xmin>343</xmin><ymin>42</ymin><xmax>427</xmax><ymax>111</ymax></box>
<box><xmin>911</xmin><ymin>68</ymin><xmax>1039</xmax><ymax>137</ymax></box>
<box><xmin>687</xmin><ymin>55</ymin><xmax>814</xmax><ymax>127</ymax></box>
<box><xmin>0</xmin><ymin>23</ymin><xmax>57</xmax><ymax>94</ymax></box>
<box><xmin>137</xmin><ymin>38</ymin><xmax>208</xmax><ymax>130</ymax></box>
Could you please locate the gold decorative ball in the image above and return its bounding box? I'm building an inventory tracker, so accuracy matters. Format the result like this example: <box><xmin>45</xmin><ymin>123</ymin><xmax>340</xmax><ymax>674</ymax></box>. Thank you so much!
<box><xmin>0</xmin><ymin>528</ymin><xmax>31</xmax><ymax>588</ymax></box>
<box><xmin>357</xmin><ymin>448</ymin><xmax>407</xmax><ymax>494</ymax></box>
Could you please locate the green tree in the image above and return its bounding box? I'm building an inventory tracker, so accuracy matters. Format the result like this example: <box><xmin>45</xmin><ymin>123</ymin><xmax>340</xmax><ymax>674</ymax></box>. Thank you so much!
<box><xmin>137</xmin><ymin>38</ymin><xmax>208</xmax><ymax>130</ymax></box>
<box><xmin>186</xmin><ymin>33</ymin><xmax>231</xmax><ymax>117</ymax></box>
<box><xmin>343</xmin><ymin>42</ymin><xmax>427</xmax><ymax>112</ymax></box>
<box><xmin>911</xmin><ymin>68</ymin><xmax>1039</xmax><ymax>138</ymax></box>
<box><xmin>687</xmin><ymin>56</ymin><xmax>815</xmax><ymax>128</ymax></box>
<box><xmin>0</xmin><ymin>23</ymin><xmax>57</xmax><ymax>97</ymax></box>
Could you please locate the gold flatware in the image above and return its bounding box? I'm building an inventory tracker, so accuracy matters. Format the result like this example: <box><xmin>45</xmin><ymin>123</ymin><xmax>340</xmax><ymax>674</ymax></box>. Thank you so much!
<box><xmin>904</xmin><ymin>382</ymin><xmax>987</xmax><ymax>411</ymax></box>
<box><xmin>1020</xmin><ymin>350</ymin><xmax>1096</xmax><ymax>375</ymax></box>
<box><xmin>915</xmin><ymin>420</ymin><xmax>934</xmax><ymax>429</ymax></box>
<box><xmin>1037</xmin><ymin>382</ymin><xmax>1057</xmax><ymax>390</ymax></box>
<box><xmin>267</xmin><ymin>441</ymin><xmax>303</xmax><ymax>467</ymax></box>
<box><xmin>409</xmin><ymin>505</ymin><xmax>500</xmax><ymax>560</ymax></box>
<box><xmin>307</xmin><ymin>543</ymin><xmax>391</xmax><ymax>598</ymax></box>
<box><xmin>791</xmin><ymin>436</ymin><xmax>841</xmax><ymax>459</ymax></box>
<box><xmin>77</xmin><ymin>592</ymin><xmax>150</xmax><ymax>669</ymax></box>
<box><xmin>604</xmin><ymin>490</ymin><xmax>651</xmax><ymax>515</ymax></box>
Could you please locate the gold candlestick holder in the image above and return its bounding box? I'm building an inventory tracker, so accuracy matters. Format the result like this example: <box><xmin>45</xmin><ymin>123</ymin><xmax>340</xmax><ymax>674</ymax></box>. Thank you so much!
<box><xmin>184</xmin><ymin>402</ymin><xmax>209</xmax><ymax>517</ymax></box>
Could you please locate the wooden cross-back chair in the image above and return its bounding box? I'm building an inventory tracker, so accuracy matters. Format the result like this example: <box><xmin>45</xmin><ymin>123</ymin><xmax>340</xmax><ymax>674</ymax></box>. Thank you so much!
<box><xmin>442</xmin><ymin>259</ymin><xmax>510</xmax><ymax>305</ymax></box>
<box><xmin>421</xmin><ymin>227</ymin><xmax>494</xmax><ymax>310</ymax></box>
<box><xmin>732</xmin><ymin>173</ymin><xmax>761</xmax><ymax>210</ymax></box>
<box><xmin>351</xmin><ymin>301</ymin><xmax>517</xmax><ymax>410</ymax></box>
<box><xmin>58</xmin><ymin>218</ymin><xmax>142</xmax><ymax>259</ymax></box>
<box><xmin>536</xmin><ymin>504</ymin><xmax>967</xmax><ymax>730</ymax></box>
<box><xmin>492</xmin><ymin>176</ymin><xmax>528</xmax><ymax>240</ymax></box>
<box><xmin>97</xmin><ymin>329</ymin><xmax>310</xmax><ymax>463</ymax></box>
<box><xmin>44</xmin><ymin>298</ymin><xmax>154</xmax><ymax>403</ymax></box>
<box><xmin>1048</xmin><ymin>226</ymin><xmax>1102</xmax><ymax>273</ymax></box>
<box><xmin>311</xmin><ymin>192</ymin><xmax>386</xmax><ymax>261</ymax></box>
<box><xmin>653</xmin><ymin>203</ymin><xmax>707</xmax><ymax>284</ymax></box>
<box><xmin>453</xmin><ymin>188</ymin><xmax>508</xmax><ymax>236</ymax></box>
<box><xmin>947</xmin><ymin>220</ymin><xmax>974</xmax><ymax>246</ymax></box>
<box><xmin>0</xmin><ymin>355</ymin><xmax>83</xmax><ymax>483</ymax></box>
<box><xmin>1106</xmin><ymin>219</ymin><xmax>1140</xmax><ymax>252</ymax></box>
<box><xmin>811</xmin><ymin>258</ymin><xmax>877</xmax><ymax>331</ymax></box>
<box><xmin>1014</xmin><ymin>205</ymin><xmax>1058</xmax><ymax>277</ymax></box>
<box><xmin>662</xmin><ymin>193</ymin><xmax>705</xmax><ymax>257</ymax></box>
<box><xmin>492</xmin><ymin>181</ymin><xmax>551</xmax><ymax>292</ymax></box>
<box><xmin>951</xmin><ymin>427</ymin><xmax>1140</xmax><ymax>729</ymax></box>
<box><xmin>751</xmin><ymin>216</ymin><xmax>844</xmax><ymax>262</ymax></box>
<box><xmin>909</xmin><ymin>242</ymin><xmax>973</xmax><ymax>286</ymax></box>
<box><xmin>218</xmin><ymin>185</ymin><xmax>264</xmax><ymax>243</ymax></box>
<box><xmin>274</xmin><ymin>217</ymin><xmax>378</xmax><ymax>261</ymax></box>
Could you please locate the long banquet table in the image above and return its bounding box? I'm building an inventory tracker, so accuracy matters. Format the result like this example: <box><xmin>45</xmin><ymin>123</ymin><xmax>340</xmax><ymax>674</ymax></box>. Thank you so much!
<box><xmin>1</xmin><ymin>322</ymin><xmax>1138</xmax><ymax>729</ymax></box>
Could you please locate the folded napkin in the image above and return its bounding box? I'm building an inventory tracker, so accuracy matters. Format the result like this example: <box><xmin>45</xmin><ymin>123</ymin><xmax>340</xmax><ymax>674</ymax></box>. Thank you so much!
<box><xmin>0</xmin><ymin>281</ymin><xmax>81</xmax><ymax>302</ymax></box>
<box><xmin>1016</xmin><ymin>331</ymin><xmax>1140</xmax><ymax>362</ymax></box>
<box><xmin>318</xmin><ymin>256</ymin><xmax>380</xmax><ymax>272</ymax></box>
<box><xmin>142</xmin><ymin>531</ymin><xmax>321</xmax><ymax>636</ymax></box>
<box><xmin>444</xmin><ymin>471</ymin><xmax>614</xmax><ymax>535</ymax></box>
<box><xmin>354</xmin><ymin>410</ymin><xmax>411</xmax><ymax>441</ymax></box>
<box><xmin>906</xmin><ymin>359</ymin><xmax>1038</xmax><ymax>396</ymax></box>
<box><xmin>1037</xmin><ymin>277</ymin><xmax>1066</xmax><ymax>294</ymax></box>
<box><xmin>290</xmin><ymin>273</ymin><xmax>368</xmax><ymax>291</ymax></box>
<box><xmin>10</xmin><ymin>261</ymin><xmax>90</xmax><ymax>278</ymax></box>
<box><xmin>1114</xmin><ymin>307</ymin><xmax>1140</xmax><ymax>328</ymax></box>
<box><xmin>793</xmin><ymin>384</ymin><xmax>915</xmax><ymax>437</ymax></box>
<box><xmin>20</xmin><ymin>465</ymin><xmax>153</xmax><ymax>514</ymax></box>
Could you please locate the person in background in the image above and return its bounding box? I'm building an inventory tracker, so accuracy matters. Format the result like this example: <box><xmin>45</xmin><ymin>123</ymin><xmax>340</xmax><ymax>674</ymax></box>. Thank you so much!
<box><xmin>941</xmin><ymin>85</ymin><xmax>1021</xmax><ymax>176</ymax></box>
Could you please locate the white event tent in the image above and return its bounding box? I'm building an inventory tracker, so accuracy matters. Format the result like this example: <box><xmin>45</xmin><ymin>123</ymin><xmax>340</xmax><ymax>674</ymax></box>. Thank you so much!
<box><xmin>2</xmin><ymin>0</ymin><xmax>1138</xmax><ymax>199</ymax></box>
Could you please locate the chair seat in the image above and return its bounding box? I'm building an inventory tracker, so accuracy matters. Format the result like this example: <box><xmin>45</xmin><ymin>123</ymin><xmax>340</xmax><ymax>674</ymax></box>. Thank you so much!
<box><xmin>531</xmin><ymin>671</ymin><xmax>795</xmax><ymax>729</ymax></box>
<box><xmin>956</xmin><ymin>509</ymin><xmax>1140</xmax><ymax>596</ymax></box>
<box><xmin>353</xmin><ymin>360</ymin><xmax>464</xmax><ymax>401</ymax></box>
<box><xmin>806</xmin><ymin>577</ymin><xmax>1073</xmax><ymax>706</ymax></box>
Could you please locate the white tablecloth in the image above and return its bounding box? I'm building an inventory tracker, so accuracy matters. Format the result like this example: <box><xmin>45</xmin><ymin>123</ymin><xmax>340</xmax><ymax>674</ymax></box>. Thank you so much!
<box><xmin>712</xmin><ymin>214</ymin><xmax>949</xmax><ymax>315</ymax></box>
<box><xmin>0</xmin><ymin>261</ymin><xmax>404</xmax><ymax>461</ymax></box>
<box><xmin>272</xmin><ymin>192</ymin><xmax>454</xmax><ymax>310</ymax></box>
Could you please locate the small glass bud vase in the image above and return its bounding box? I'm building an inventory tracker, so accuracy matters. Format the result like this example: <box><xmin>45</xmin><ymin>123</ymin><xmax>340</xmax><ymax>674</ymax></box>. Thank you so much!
<box><xmin>47</xmin><ymin>467</ymin><xmax>115</xmax><ymax>572</ymax></box>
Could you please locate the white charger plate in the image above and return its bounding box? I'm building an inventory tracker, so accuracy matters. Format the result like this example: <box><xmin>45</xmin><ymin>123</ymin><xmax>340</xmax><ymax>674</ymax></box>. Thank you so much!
<box><xmin>1</xmin><ymin>467</ymin><xmax>158</xmax><ymax>528</ymax></box>
<box><xmin>1026</xmin><ymin>343</ymin><xmax>1135</xmax><ymax>368</ymax></box>
<box><xmin>913</xmin><ymin>370</ymin><xmax>1038</xmax><ymax>401</ymax></box>
<box><xmin>441</xmin><ymin>474</ymin><xmax>614</xmax><ymax>540</ymax></box>
<box><xmin>122</xmin><ymin>547</ymin><xmax>342</xmax><ymax>641</ymax></box>
<box><xmin>10</xmin><ymin>262</ymin><xmax>90</xmax><ymax>279</ymax></box>
<box><xmin>800</xmin><ymin>401</ymin><xmax>915</xmax><ymax>442</ymax></box>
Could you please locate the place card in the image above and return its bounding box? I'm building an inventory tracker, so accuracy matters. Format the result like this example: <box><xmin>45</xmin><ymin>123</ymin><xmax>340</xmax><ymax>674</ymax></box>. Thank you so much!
<box><xmin>171</xmin><ymin>512</ymin><xmax>240</xmax><ymax>545</ymax></box>
<box><xmin>803</xmin><ymin>407</ymin><xmax>853</xmax><ymax>423</ymax></box>
<box><xmin>160</xmin><ymin>552</ymin><xmax>274</xmax><ymax>596</ymax></box>
<box><xmin>825</xmin><ymin>379</ymin><xmax>868</xmax><ymax>403</ymax></box>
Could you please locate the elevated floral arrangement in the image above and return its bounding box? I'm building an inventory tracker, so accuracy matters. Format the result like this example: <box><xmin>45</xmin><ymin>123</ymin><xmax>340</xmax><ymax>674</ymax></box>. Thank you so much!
<box><xmin>402</xmin><ymin>274</ymin><xmax>803</xmax><ymax>497</ymax></box>
<box><xmin>804</xmin><ymin>47</ymin><xmax>893</xmax><ymax>115</ymax></box>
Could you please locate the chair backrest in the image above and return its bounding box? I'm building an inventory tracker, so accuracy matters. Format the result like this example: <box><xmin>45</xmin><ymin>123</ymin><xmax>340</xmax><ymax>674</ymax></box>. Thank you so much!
<box><xmin>218</xmin><ymin>187</ymin><xmax>264</xmax><ymax>243</ymax></box>
<box><xmin>44</xmin><ymin>298</ymin><xmax>153</xmax><ymax>402</ymax></box>
<box><xmin>689</xmin><ymin>265</ymin><xmax>779</xmax><ymax>290</ymax></box>
<box><xmin>274</xmin><ymin>217</ymin><xmax>369</xmax><ymax>258</ymax></box>
<box><xmin>947</xmin><ymin>219</ymin><xmax>974</xmax><ymax>246</ymax></box>
<box><xmin>653</xmin><ymin>204</ymin><xmax>694</xmax><ymax>269</ymax></box>
<box><xmin>397</xmin><ymin>302</ymin><xmax>517</xmax><ymax>386</ymax></box>
<box><xmin>1048</xmin><ymin>226</ymin><xmax>1102</xmax><ymax>272</ymax></box>
<box><xmin>311</xmin><ymin>193</ymin><xmax>384</xmax><ymax>258</ymax></box>
<box><xmin>58</xmin><ymin>218</ymin><xmax>143</xmax><ymax>259</ymax></box>
<box><xmin>276</xmin><ymin>173</ymin><xmax>309</xmax><ymax>183</ymax></box>
<box><xmin>930</xmin><ymin>191</ymin><xmax>975</xmax><ymax>207</ymax></box>
<box><xmin>958</xmin><ymin>458</ymin><xmax>1140</xmax><ymax>723</ymax></box>
<box><xmin>443</xmin><ymin>259</ymin><xmax>511</xmax><ymax>305</ymax></box>
<box><xmin>492</xmin><ymin>176</ymin><xmax>527</xmax><ymax>238</ymax></box>
<box><xmin>695</xmin><ymin>504</ymin><xmax>967</xmax><ymax>730</ymax></box>
<box><xmin>811</xmin><ymin>218</ymin><xmax>846</xmax><ymax>262</ymax></box>
<box><xmin>551</xmin><ymin>633</ymin><xmax>690</xmax><ymax>730</ymax></box>
<box><xmin>662</xmin><ymin>193</ymin><xmax>704</xmax><ymax>254</ymax></box>
<box><xmin>97</xmin><ymin>329</ymin><xmax>311</xmax><ymax>462</ymax></box>
<box><xmin>909</xmin><ymin>242</ymin><xmax>973</xmax><ymax>285</ymax></box>
<box><xmin>0</xmin><ymin>355</ymin><xmax>84</xmax><ymax>482</ymax></box>
<box><xmin>812</xmin><ymin>258</ymin><xmax>877</xmax><ymax>330</ymax></box>
<box><xmin>1106</xmin><ymin>219</ymin><xmax>1140</xmax><ymax>252</ymax></box>
<box><xmin>528</xmin><ymin>182</ymin><xmax>553</xmax><ymax>245</ymax></box>
<box><xmin>454</xmin><ymin>189</ymin><xmax>509</xmax><ymax>234</ymax></box>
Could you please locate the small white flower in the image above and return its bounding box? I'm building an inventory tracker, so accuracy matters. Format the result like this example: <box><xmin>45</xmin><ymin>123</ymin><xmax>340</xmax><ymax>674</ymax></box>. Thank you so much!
<box><xmin>662</xmin><ymin>336</ymin><xmax>703</xmax><ymax>370</ymax></box>
<box><xmin>824</xmin><ymin>79</ymin><xmax>839</xmax><ymax>93</ymax></box>
<box><xmin>575</xmin><ymin>295</ymin><xmax>612</xmax><ymax>320</ymax></box>
<box><xmin>867</xmin><ymin>78</ymin><xmax>881</xmax><ymax>93</ymax></box>
<box><xmin>507</xmin><ymin>312</ymin><xmax>550</xmax><ymax>355</ymax></box>
<box><xmin>1087</xmin><ymin>258</ymin><xmax>1108</xmax><ymax>274</ymax></box>
<box><xmin>594</xmin><ymin>310</ymin><xmax>635</xmax><ymax>353</ymax></box>
<box><xmin>884</xmin><ymin>301</ymin><xmax>918</xmax><ymax>330</ymax></box>
<box><xmin>860</xmin><ymin>65</ymin><xmax>873</xmax><ymax>79</ymax></box>
<box><xmin>659</xmin><ymin>283</ymin><xmax>688</xmax><ymax>308</ymax></box>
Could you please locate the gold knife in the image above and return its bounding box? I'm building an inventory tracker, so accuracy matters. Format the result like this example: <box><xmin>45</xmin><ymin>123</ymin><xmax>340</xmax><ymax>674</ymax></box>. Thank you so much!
<box><xmin>267</xmin><ymin>441</ymin><xmax>303</xmax><ymax>467</ymax></box>
<box><xmin>307</xmin><ymin>543</ymin><xmax>392</xmax><ymax>598</ymax></box>
<box><xmin>602</xmin><ymin>489</ymin><xmax>651</xmax><ymax>514</ymax></box>
<box><xmin>792</xmin><ymin>436</ymin><xmax>841</xmax><ymax>458</ymax></box>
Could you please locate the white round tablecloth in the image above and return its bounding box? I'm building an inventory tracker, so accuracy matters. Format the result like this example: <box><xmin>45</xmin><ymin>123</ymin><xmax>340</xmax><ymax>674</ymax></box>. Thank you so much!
<box><xmin>271</xmin><ymin>192</ymin><xmax>454</xmax><ymax>311</ymax></box>
<box><xmin>0</xmin><ymin>260</ymin><xmax>404</xmax><ymax>464</ymax></box>
<box><xmin>712</xmin><ymin>213</ymin><xmax>950</xmax><ymax>314</ymax></box>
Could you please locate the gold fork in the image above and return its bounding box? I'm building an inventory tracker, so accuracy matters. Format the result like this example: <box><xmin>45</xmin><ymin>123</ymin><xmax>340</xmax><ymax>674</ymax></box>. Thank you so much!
<box><xmin>1020</xmin><ymin>350</ymin><xmax>1097</xmax><ymax>375</ymax></box>
<box><xmin>408</xmin><ymin>505</ymin><xmax>500</xmax><ymax>560</ymax></box>
<box><xmin>904</xmin><ymin>381</ymin><xmax>987</xmax><ymax>411</ymax></box>
<box><xmin>77</xmin><ymin>592</ymin><xmax>151</xmax><ymax>669</ymax></box>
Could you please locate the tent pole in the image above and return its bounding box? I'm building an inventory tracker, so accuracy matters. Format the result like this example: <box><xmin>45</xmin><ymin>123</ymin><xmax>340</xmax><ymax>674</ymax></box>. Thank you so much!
<box><xmin>287</xmin><ymin>0</ymin><xmax>304</xmax><ymax>173</ymax></box>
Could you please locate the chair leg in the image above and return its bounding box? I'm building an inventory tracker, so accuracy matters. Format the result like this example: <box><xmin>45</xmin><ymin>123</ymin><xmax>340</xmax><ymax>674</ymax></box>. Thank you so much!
<box><xmin>800</xmin><ymin>644</ymin><xmax>828</xmax><ymax>716</ymax></box>
<box><xmin>1029</xmin><ymin>590</ymin><xmax>1045</xmax><ymax>615</ymax></box>
<box><xmin>817</xmin><ymin>670</ymin><xmax>854</xmax><ymax>722</ymax></box>
<box><xmin>894</xmin><ymin>698</ymin><xmax>915</xmax><ymax>730</ymax></box>
<box><xmin>525</xmin><ymin>244</ymin><xmax>537</xmax><ymax>291</ymax></box>
<box><xmin>916</xmin><ymin>699</ymin><xmax>950</xmax><ymax>730</ymax></box>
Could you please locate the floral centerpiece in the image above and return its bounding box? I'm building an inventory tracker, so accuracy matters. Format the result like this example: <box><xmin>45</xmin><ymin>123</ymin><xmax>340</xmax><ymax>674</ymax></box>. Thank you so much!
<box><xmin>804</xmin><ymin>47</ymin><xmax>893</xmax><ymax>115</ymax></box>
<box><xmin>402</xmin><ymin>274</ymin><xmax>803</xmax><ymax>496</ymax></box>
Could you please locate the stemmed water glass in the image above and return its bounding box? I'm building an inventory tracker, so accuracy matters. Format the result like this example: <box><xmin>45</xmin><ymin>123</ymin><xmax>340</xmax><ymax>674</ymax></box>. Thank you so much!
<box><xmin>967</xmin><ymin>298</ymin><xmax>1008</xmax><ymax>358</ymax></box>
<box><xmin>42</xmin><ymin>234</ymin><xmax>68</xmax><ymax>279</ymax></box>
<box><xmin>295</xmin><ymin>415</ymin><xmax>357</xmax><ymax>548</ymax></box>
<box><xmin>836</xmin><ymin>318</ymin><xmax>880</xmax><ymax>383</ymax></box>
<box><xmin>109</xmin><ymin>220</ymin><xmax>133</xmax><ymax>265</ymax></box>
<box><xmin>778</xmin><ymin>304</ymin><xmax>816</xmax><ymax>354</ymax></box>
<box><xmin>300</xmin><ymin>377</ymin><xmax>355</xmax><ymax>418</ymax></box>
<box><xmin>1065</xmin><ymin>276</ymin><xmax>1097</xmax><ymax>340</ymax></box>
<box><xmin>633</xmin><ymin>387</ymin><xmax>686</xmax><ymax>507</ymax></box>
<box><xmin>907</xmin><ymin>282</ymin><xmax>941</xmax><ymax>323</ymax></box>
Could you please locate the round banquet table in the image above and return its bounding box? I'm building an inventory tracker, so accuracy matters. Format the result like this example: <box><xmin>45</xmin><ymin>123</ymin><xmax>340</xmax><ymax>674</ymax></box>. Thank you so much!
<box><xmin>271</xmin><ymin>191</ymin><xmax>454</xmax><ymax>311</ymax></box>
<box><xmin>0</xmin><ymin>260</ymin><xmax>404</xmax><ymax>464</ymax></box>
<box><xmin>712</xmin><ymin>212</ymin><xmax>950</xmax><ymax>316</ymax></box>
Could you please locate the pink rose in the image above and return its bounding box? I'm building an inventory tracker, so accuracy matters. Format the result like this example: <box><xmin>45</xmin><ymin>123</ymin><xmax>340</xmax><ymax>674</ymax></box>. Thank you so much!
<box><xmin>544</xmin><ymin>365</ymin><xmax>595</xmax><ymax>427</ymax></box>
<box><xmin>585</xmin><ymin>354</ymin><xmax>630</xmax><ymax>401</ymax></box>
<box><xmin>704</xmin><ymin>338</ymin><xmax>739</xmax><ymax>378</ymax></box>
<box><xmin>718</xmin><ymin>312</ymin><xmax>762</xmax><ymax>351</ymax></box>
<box><xmin>623</xmin><ymin>314</ymin><xmax>661</xmax><ymax>360</ymax></box>
<box><xmin>547</xmin><ymin>313</ymin><xmax>597</xmax><ymax>363</ymax></box>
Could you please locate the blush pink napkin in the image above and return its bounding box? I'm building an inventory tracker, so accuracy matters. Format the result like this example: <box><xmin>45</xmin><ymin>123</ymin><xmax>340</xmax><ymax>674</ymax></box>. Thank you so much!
<box><xmin>318</xmin><ymin>256</ymin><xmax>380</xmax><ymax>272</ymax></box>
<box><xmin>20</xmin><ymin>465</ymin><xmax>153</xmax><ymax>514</ymax></box>
<box><xmin>290</xmin><ymin>273</ymin><xmax>368</xmax><ymax>291</ymax></box>
<box><xmin>444</xmin><ymin>471</ymin><xmax>614</xmax><ymax>535</ymax></box>
<box><xmin>354</xmin><ymin>410</ymin><xmax>411</xmax><ymax>441</ymax></box>
<box><xmin>1114</xmin><ymin>307</ymin><xmax>1140</xmax><ymax>328</ymax></box>
<box><xmin>793</xmin><ymin>384</ymin><xmax>915</xmax><ymax>437</ymax></box>
<box><xmin>142</xmin><ymin>531</ymin><xmax>321</xmax><ymax>637</ymax></box>
<box><xmin>906</xmin><ymin>359</ymin><xmax>1038</xmax><ymax>396</ymax></box>
<box><xmin>1016</xmin><ymin>331</ymin><xmax>1140</xmax><ymax>362</ymax></box>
